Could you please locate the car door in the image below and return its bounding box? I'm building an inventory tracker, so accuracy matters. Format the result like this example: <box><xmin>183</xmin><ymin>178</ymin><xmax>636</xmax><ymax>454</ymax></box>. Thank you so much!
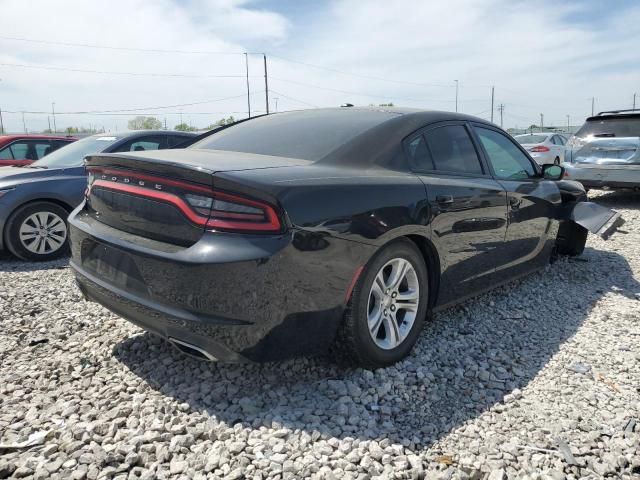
<box><xmin>554</xmin><ymin>135</ymin><xmax>567</xmax><ymax>163</ymax></box>
<box><xmin>472</xmin><ymin>124</ymin><xmax>560</xmax><ymax>277</ymax></box>
<box><xmin>406</xmin><ymin>122</ymin><xmax>508</xmax><ymax>305</ymax></box>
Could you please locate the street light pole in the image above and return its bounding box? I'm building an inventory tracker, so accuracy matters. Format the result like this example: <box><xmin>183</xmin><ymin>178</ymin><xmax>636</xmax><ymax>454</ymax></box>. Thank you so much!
<box><xmin>52</xmin><ymin>102</ymin><xmax>57</xmax><ymax>133</ymax></box>
<box><xmin>454</xmin><ymin>80</ymin><xmax>459</xmax><ymax>112</ymax></box>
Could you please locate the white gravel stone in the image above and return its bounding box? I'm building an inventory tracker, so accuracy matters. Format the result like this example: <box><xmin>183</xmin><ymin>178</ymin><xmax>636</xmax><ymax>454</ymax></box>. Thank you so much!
<box><xmin>0</xmin><ymin>191</ymin><xmax>639</xmax><ymax>479</ymax></box>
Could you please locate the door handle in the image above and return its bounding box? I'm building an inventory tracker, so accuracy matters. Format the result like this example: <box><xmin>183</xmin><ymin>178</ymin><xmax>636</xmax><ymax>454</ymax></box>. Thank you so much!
<box><xmin>436</xmin><ymin>195</ymin><xmax>454</xmax><ymax>205</ymax></box>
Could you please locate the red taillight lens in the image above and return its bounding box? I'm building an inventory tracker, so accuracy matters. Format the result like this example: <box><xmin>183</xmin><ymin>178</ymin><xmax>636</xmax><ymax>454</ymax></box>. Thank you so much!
<box><xmin>87</xmin><ymin>168</ymin><xmax>282</xmax><ymax>233</ymax></box>
<box><xmin>530</xmin><ymin>145</ymin><xmax>550</xmax><ymax>152</ymax></box>
<box><xmin>185</xmin><ymin>191</ymin><xmax>281</xmax><ymax>232</ymax></box>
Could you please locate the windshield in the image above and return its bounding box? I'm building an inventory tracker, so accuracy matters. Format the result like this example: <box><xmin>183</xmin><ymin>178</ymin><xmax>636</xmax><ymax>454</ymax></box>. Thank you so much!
<box><xmin>515</xmin><ymin>134</ymin><xmax>548</xmax><ymax>144</ymax></box>
<box><xmin>30</xmin><ymin>135</ymin><xmax>120</xmax><ymax>168</ymax></box>
<box><xmin>576</xmin><ymin>117</ymin><xmax>640</xmax><ymax>138</ymax></box>
<box><xmin>193</xmin><ymin>109</ymin><xmax>398</xmax><ymax>161</ymax></box>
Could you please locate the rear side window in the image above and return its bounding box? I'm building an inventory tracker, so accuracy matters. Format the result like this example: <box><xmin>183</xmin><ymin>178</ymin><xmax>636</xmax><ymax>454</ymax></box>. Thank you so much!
<box><xmin>0</xmin><ymin>146</ymin><xmax>13</xmax><ymax>160</ymax></box>
<box><xmin>423</xmin><ymin>125</ymin><xmax>483</xmax><ymax>175</ymax></box>
<box><xmin>113</xmin><ymin>136</ymin><xmax>167</xmax><ymax>153</ymax></box>
<box><xmin>406</xmin><ymin>135</ymin><xmax>434</xmax><ymax>171</ymax></box>
<box><xmin>576</xmin><ymin>117</ymin><xmax>640</xmax><ymax>138</ymax></box>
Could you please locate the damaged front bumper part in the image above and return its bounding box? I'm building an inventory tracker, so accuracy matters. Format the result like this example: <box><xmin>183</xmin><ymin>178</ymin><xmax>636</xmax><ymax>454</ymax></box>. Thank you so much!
<box><xmin>569</xmin><ymin>201</ymin><xmax>624</xmax><ymax>240</ymax></box>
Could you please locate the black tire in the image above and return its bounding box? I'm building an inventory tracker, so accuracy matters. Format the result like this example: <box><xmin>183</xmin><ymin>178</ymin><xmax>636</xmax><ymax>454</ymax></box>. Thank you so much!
<box><xmin>335</xmin><ymin>239</ymin><xmax>429</xmax><ymax>369</ymax></box>
<box><xmin>556</xmin><ymin>221</ymin><xmax>588</xmax><ymax>256</ymax></box>
<box><xmin>4</xmin><ymin>202</ymin><xmax>70</xmax><ymax>261</ymax></box>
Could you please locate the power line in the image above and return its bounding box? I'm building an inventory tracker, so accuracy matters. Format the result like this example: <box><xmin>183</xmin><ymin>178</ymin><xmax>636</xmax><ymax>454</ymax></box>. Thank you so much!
<box><xmin>0</xmin><ymin>62</ymin><xmax>252</xmax><ymax>79</ymax></box>
<box><xmin>2</xmin><ymin>92</ymin><xmax>254</xmax><ymax>115</ymax></box>
<box><xmin>270</xmin><ymin>76</ymin><xmax>458</xmax><ymax>103</ymax></box>
<box><xmin>269</xmin><ymin>54</ymin><xmax>455</xmax><ymax>88</ymax></box>
<box><xmin>0</xmin><ymin>35</ymin><xmax>467</xmax><ymax>89</ymax></box>
<box><xmin>268</xmin><ymin>89</ymin><xmax>319</xmax><ymax>108</ymax></box>
<box><xmin>0</xmin><ymin>35</ymin><xmax>245</xmax><ymax>55</ymax></box>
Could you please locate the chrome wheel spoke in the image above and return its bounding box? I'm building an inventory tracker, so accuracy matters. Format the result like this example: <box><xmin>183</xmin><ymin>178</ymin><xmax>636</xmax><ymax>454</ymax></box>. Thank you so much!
<box><xmin>368</xmin><ymin>308</ymin><xmax>384</xmax><ymax>337</ymax></box>
<box><xmin>366</xmin><ymin>256</ymin><xmax>422</xmax><ymax>351</ymax></box>
<box><xmin>19</xmin><ymin>211</ymin><xmax>67</xmax><ymax>255</ymax></box>
<box><xmin>382</xmin><ymin>314</ymin><xmax>400</xmax><ymax>347</ymax></box>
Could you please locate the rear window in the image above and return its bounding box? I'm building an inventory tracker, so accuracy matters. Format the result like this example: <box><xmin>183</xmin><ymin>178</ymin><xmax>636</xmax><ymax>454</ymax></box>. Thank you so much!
<box><xmin>576</xmin><ymin>117</ymin><xmax>640</xmax><ymax>138</ymax></box>
<box><xmin>515</xmin><ymin>134</ymin><xmax>548</xmax><ymax>144</ymax></box>
<box><xmin>193</xmin><ymin>109</ymin><xmax>398</xmax><ymax>161</ymax></box>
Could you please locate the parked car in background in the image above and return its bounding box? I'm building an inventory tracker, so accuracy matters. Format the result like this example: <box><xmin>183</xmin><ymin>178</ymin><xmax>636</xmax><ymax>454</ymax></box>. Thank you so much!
<box><xmin>564</xmin><ymin>110</ymin><xmax>640</xmax><ymax>190</ymax></box>
<box><xmin>0</xmin><ymin>130</ymin><xmax>197</xmax><ymax>261</ymax></box>
<box><xmin>0</xmin><ymin>135</ymin><xmax>77</xmax><ymax>167</ymax></box>
<box><xmin>68</xmin><ymin>108</ymin><xmax>622</xmax><ymax>368</ymax></box>
<box><xmin>514</xmin><ymin>133</ymin><xmax>567</xmax><ymax>165</ymax></box>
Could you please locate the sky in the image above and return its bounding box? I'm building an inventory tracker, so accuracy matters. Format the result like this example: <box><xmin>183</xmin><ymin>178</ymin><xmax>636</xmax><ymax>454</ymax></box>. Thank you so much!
<box><xmin>0</xmin><ymin>0</ymin><xmax>639</xmax><ymax>133</ymax></box>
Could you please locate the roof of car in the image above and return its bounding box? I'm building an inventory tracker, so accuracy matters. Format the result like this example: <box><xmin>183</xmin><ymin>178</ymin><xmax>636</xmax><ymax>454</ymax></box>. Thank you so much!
<box><xmin>90</xmin><ymin>130</ymin><xmax>197</xmax><ymax>139</ymax></box>
<box><xmin>0</xmin><ymin>134</ymin><xmax>77</xmax><ymax>142</ymax></box>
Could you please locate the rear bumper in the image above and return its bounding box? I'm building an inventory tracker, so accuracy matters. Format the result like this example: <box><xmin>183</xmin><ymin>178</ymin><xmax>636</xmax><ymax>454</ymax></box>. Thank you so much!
<box><xmin>564</xmin><ymin>164</ymin><xmax>640</xmax><ymax>188</ymax></box>
<box><xmin>69</xmin><ymin>207</ymin><xmax>372</xmax><ymax>362</ymax></box>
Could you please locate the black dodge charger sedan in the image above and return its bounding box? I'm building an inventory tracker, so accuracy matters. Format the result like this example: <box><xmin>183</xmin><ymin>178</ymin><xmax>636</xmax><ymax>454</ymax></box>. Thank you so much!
<box><xmin>68</xmin><ymin>108</ymin><xmax>620</xmax><ymax>368</ymax></box>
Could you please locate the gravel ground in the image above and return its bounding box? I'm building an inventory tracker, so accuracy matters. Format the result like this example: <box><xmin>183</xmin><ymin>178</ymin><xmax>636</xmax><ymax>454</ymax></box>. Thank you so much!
<box><xmin>1</xmin><ymin>190</ymin><xmax>639</xmax><ymax>480</ymax></box>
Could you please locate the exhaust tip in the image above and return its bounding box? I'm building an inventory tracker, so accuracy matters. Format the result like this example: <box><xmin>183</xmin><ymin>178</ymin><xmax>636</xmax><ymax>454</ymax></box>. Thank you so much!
<box><xmin>168</xmin><ymin>337</ymin><xmax>218</xmax><ymax>361</ymax></box>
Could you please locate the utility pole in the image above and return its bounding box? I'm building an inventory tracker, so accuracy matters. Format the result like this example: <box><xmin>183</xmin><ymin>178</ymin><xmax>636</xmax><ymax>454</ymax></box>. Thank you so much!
<box><xmin>497</xmin><ymin>104</ymin><xmax>504</xmax><ymax>128</ymax></box>
<box><xmin>274</xmin><ymin>97</ymin><xmax>279</xmax><ymax>112</ymax></box>
<box><xmin>591</xmin><ymin>97</ymin><xmax>595</xmax><ymax>116</ymax></box>
<box><xmin>634</xmin><ymin>93</ymin><xmax>637</xmax><ymax>110</ymax></box>
<box><xmin>566</xmin><ymin>114</ymin><xmax>570</xmax><ymax>132</ymax></box>
<box><xmin>490</xmin><ymin>86</ymin><xmax>495</xmax><ymax>123</ymax></box>
<box><xmin>454</xmin><ymin>80</ymin><xmax>459</xmax><ymax>112</ymax></box>
<box><xmin>164</xmin><ymin>117</ymin><xmax>167</xmax><ymax>130</ymax></box>
<box><xmin>540</xmin><ymin>113</ymin><xmax>544</xmax><ymax>132</ymax></box>
<box><xmin>51</xmin><ymin>102</ymin><xmax>57</xmax><ymax>133</ymax></box>
<box><xmin>0</xmin><ymin>106</ymin><xmax>4</xmax><ymax>134</ymax></box>
<box><xmin>263</xmin><ymin>54</ymin><xmax>269</xmax><ymax>114</ymax></box>
<box><xmin>244</xmin><ymin>53</ymin><xmax>251</xmax><ymax>118</ymax></box>
<box><xmin>47</xmin><ymin>116</ymin><xmax>51</xmax><ymax>132</ymax></box>
<box><xmin>22</xmin><ymin>112</ymin><xmax>26</xmax><ymax>133</ymax></box>
<box><xmin>180</xmin><ymin>110</ymin><xmax>183</xmax><ymax>125</ymax></box>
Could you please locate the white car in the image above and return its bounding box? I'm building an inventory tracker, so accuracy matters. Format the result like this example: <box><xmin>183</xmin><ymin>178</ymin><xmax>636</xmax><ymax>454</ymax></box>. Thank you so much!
<box><xmin>514</xmin><ymin>133</ymin><xmax>567</xmax><ymax>165</ymax></box>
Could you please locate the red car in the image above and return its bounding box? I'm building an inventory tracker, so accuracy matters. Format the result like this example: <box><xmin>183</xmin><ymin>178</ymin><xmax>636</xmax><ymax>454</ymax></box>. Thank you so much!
<box><xmin>0</xmin><ymin>135</ymin><xmax>78</xmax><ymax>167</ymax></box>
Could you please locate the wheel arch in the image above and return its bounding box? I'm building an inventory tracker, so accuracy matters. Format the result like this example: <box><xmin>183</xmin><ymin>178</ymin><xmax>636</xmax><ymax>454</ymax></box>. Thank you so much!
<box><xmin>364</xmin><ymin>232</ymin><xmax>441</xmax><ymax>311</ymax></box>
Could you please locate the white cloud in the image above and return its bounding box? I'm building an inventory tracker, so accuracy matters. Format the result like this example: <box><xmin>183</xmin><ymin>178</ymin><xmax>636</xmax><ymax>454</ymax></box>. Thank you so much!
<box><xmin>0</xmin><ymin>0</ymin><xmax>638</xmax><ymax>132</ymax></box>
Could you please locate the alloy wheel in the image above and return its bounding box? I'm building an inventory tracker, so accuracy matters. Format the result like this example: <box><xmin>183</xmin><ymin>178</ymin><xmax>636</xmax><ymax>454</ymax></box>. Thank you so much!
<box><xmin>367</xmin><ymin>257</ymin><xmax>420</xmax><ymax>350</ymax></box>
<box><xmin>18</xmin><ymin>211</ymin><xmax>68</xmax><ymax>255</ymax></box>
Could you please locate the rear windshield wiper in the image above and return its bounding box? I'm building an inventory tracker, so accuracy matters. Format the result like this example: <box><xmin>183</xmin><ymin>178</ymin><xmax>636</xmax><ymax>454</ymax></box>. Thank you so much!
<box><xmin>593</xmin><ymin>133</ymin><xmax>616</xmax><ymax>137</ymax></box>
<box><xmin>23</xmin><ymin>165</ymin><xmax>48</xmax><ymax>169</ymax></box>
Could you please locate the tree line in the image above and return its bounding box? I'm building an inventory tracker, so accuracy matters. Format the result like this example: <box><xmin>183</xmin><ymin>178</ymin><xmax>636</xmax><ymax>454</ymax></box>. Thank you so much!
<box><xmin>126</xmin><ymin>116</ymin><xmax>236</xmax><ymax>132</ymax></box>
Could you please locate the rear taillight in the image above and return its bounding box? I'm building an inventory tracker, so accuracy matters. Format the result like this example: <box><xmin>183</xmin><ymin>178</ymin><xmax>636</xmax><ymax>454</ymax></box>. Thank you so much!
<box><xmin>87</xmin><ymin>168</ymin><xmax>282</xmax><ymax>233</ymax></box>
<box><xmin>530</xmin><ymin>146</ymin><xmax>550</xmax><ymax>152</ymax></box>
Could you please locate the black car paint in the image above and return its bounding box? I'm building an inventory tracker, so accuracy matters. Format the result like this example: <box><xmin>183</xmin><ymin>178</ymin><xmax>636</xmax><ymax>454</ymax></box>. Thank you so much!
<box><xmin>69</xmin><ymin>109</ymin><xmax>601</xmax><ymax>362</ymax></box>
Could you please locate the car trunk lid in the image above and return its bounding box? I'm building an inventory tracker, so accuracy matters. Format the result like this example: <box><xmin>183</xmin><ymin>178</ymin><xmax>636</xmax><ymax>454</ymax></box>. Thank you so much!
<box><xmin>84</xmin><ymin>150</ymin><xmax>291</xmax><ymax>246</ymax></box>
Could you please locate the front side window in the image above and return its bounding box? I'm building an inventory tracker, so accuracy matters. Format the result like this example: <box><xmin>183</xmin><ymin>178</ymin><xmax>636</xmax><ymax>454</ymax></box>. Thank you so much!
<box><xmin>475</xmin><ymin>127</ymin><xmax>536</xmax><ymax>180</ymax></box>
<box><xmin>9</xmin><ymin>142</ymin><xmax>31</xmax><ymax>160</ymax></box>
<box><xmin>424</xmin><ymin>125</ymin><xmax>483</xmax><ymax>175</ymax></box>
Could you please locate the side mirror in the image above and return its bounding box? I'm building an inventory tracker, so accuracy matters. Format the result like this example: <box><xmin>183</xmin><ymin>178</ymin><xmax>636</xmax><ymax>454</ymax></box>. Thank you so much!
<box><xmin>542</xmin><ymin>164</ymin><xmax>564</xmax><ymax>181</ymax></box>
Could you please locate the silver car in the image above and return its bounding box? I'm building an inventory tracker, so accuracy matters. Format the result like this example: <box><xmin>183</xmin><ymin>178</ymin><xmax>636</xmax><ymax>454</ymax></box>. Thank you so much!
<box><xmin>514</xmin><ymin>133</ymin><xmax>567</xmax><ymax>165</ymax></box>
<box><xmin>564</xmin><ymin>110</ymin><xmax>640</xmax><ymax>190</ymax></box>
